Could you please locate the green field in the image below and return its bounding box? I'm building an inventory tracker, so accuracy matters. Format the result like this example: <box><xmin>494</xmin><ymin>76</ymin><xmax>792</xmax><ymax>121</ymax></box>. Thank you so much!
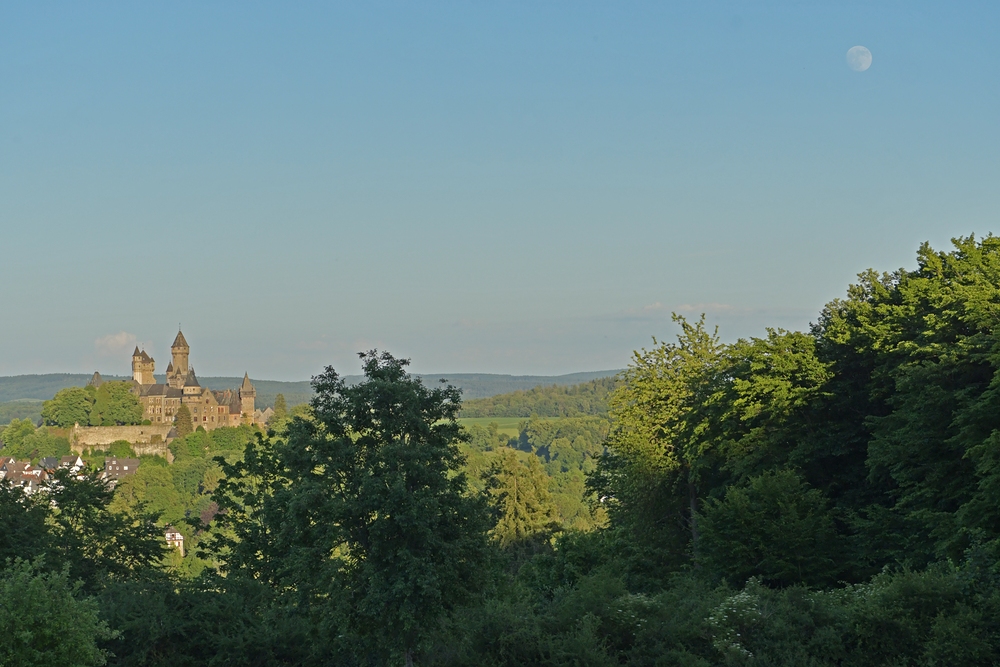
<box><xmin>457</xmin><ymin>417</ymin><xmax>526</xmax><ymax>437</ymax></box>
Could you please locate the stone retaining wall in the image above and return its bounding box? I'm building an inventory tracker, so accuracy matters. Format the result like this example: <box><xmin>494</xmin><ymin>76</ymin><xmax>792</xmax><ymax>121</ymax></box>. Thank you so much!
<box><xmin>69</xmin><ymin>424</ymin><xmax>173</xmax><ymax>461</ymax></box>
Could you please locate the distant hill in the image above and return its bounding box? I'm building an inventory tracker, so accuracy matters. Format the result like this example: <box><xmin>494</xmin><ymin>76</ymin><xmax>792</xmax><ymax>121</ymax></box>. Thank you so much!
<box><xmin>459</xmin><ymin>376</ymin><xmax>619</xmax><ymax>418</ymax></box>
<box><xmin>403</xmin><ymin>371</ymin><xmax>621</xmax><ymax>400</ymax></box>
<box><xmin>0</xmin><ymin>370</ymin><xmax>622</xmax><ymax>424</ymax></box>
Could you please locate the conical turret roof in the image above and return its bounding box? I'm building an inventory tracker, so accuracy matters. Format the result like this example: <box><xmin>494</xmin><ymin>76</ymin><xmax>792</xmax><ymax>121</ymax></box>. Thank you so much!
<box><xmin>184</xmin><ymin>371</ymin><xmax>201</xmax><ymax>388</ymax></box>
<box><xmin>241</xmin><ymin>372</ymin><xmax>253</xmax><ymax>390</ymax></box>
<box><xmin>133</xmin><ymin>346</ymin><xmax>141</xmax><ymax>357</ymax></box>
<box><xmin>172</xmin><ymin>330</ymin><xmax>189</xmax><ymax>349</ymax></box>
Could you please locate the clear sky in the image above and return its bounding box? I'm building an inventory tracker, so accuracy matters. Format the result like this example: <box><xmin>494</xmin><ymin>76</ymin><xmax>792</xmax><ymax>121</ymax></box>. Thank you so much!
<box><xmin>1</xmin><ymin>2</ymin><xmax>998</xmax><ymax>380</ymax></box>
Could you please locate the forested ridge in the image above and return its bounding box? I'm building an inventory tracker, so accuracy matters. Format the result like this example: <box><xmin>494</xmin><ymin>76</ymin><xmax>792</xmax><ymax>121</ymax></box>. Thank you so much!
<box><xmin>7</xmin><ymin>236</ymin><xmax>1000</xmax><ymax>665</ymax></box>
<box><xmin>459</xmin><ymin>376</ymin><xmax>616</xmax><ymax>418</ymax></box>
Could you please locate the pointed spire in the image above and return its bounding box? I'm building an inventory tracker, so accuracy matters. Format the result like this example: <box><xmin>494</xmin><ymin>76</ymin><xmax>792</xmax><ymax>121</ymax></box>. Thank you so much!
<box><xmin>133</xmin><ymin>346</ymin><xmax>141</xmax><ymax>357</ymax></box>
<box><xmin>241</xmin><ymin>372</ymin><xmax>253</xmax><ymax>390</ymax></box>
<box><xmin>172</xmin><ymin>330</ymin><xmax>189</xmax><ymax>349</ymax></box>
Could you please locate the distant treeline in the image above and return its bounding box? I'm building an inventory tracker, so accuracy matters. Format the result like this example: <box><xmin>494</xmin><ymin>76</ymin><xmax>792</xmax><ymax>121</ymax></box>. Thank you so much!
<box><xmin>459</xmin><ymin>376</ymin><xmax>617</xmax><ymax>418</ymax></box>
<box><xmin>0</xmin><ymin>400</ymin><xmax>42</xmax><ymax>425</ymax></box>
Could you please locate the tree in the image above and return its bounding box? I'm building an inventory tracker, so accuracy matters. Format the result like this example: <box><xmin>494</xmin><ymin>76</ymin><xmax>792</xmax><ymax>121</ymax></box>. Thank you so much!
<box><xmin>208</xmin><ymin>351</ymin><xmax>491</xmax><ymax>666</ymax></box>
<box><xmin>593</xmin><ymin>315</ymin><xmax>726</xmax><ymax>571</ymax></box>
<box><xmin>1</xmin><ymin>418</ymin><xmax>37</xmax><ymax>452</ymax></box>
<box><xmin>699</xmin><ymin>470</ymin><xmax>841</xmax><ymax>587</ymax></box>
<box><xmin>88</xmin><ymin>382</ymin><xmax>142</xmax><ymax>426</ymax></box>
<box><xmin>483</xmin><ymin>448</ymin><xmax>559</xmax><ymax>550</ymax></box>
<box><xmin>0</xmin><ymin>560</ymin><xmax>114</xmax><ymax>667</ymax></box>
<box><xmin>0</xmin><ymin>484</ymin><xmax>51</xmax><ymax>567</ymax></box>
<box><xmin>273</xmin><ymin>393</ymin><xmax>287</xmax><ymax>420</ymax></box>
<box><xmin>41</xmin><ymin>386</ymin><xmax>95</xmax><ymax>427</ymax></box>
<box><xmin>174</xmin><ymin>404</ymin><xmax>193</xmax><ymax>437</ymax></box>
<box><xmin>48</xmin><ymin>472</ymin><xmax>166</xmax><ymax>591</ymax></box>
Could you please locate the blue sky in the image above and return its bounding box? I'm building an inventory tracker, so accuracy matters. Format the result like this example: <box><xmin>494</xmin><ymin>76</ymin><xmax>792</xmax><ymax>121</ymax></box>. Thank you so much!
<box><xmin>1</xmin><ymin>2</ymin><xmax>998</xmax><ymax>380</ymax></box>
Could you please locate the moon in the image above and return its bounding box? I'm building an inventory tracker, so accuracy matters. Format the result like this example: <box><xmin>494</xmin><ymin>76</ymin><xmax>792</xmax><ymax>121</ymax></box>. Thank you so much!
<box><xmin>846</xmin><ymin>46</ymin><xmax>872</xmax><ymax>72</ymax></box>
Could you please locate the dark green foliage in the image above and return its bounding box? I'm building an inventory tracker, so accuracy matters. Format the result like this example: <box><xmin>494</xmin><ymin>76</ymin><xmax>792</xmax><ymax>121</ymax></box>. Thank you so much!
<box><xmin>93</xmin><ymin>382</ymin><xmax>144</xmax><ymax>426</ymax></box>
<box><xmin>0</xmin><ymin>560</ymin><xmax>115</xmax><ymax>667</ymax></box>
<box><xmin>47</xmin><ymin>471</ymin><xmax>167</xmax><ymax>592</ymax></box>
<box><xmin>0</xmin><ymin>484</ymin><xmax>52</xmax><ymax>566</ymax></box>
<box><xmin>206</xmin><ymin>351</ymin><xmax>492</xmax><ymax>665</ymax></box>
<box><xmin>699</xmin><ymin>470</ymin><xmax>842</xmax><ymax>587</ymax></box>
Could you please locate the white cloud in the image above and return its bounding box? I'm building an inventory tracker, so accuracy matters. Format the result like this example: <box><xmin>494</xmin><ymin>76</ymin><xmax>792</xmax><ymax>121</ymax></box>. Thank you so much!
<box><xmin>95</xmin><ymin>331</ymin><xmax>138</xmax><ymax>356</ymax></box>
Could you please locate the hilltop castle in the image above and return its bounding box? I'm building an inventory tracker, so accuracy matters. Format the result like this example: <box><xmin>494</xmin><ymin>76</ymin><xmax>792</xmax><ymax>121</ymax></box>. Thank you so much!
<box><xmin>127</xmin><ymin>330</ymin><xmax>263</xmax><ymax>429</ymax></box>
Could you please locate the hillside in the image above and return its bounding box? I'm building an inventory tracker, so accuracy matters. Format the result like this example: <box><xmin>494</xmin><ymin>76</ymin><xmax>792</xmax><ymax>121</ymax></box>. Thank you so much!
<box><xmin>459</xmin><ymin>375</ymin><xmax>618</xmax><ymax>418</ymax></box>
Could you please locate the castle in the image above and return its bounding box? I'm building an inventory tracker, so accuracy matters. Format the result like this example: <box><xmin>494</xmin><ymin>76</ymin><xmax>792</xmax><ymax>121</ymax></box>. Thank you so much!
<box><xmin>128</xmin><ymin>330</ymin><xmax>263</xmax><ymax>430</ymax></box>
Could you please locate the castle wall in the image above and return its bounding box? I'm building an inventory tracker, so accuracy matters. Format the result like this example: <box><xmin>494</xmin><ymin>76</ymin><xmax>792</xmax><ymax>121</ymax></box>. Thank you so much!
<box><xmin>69</xmin><ymin>424</ymin><xmax>174</xmax><ymax>461</ymax></box>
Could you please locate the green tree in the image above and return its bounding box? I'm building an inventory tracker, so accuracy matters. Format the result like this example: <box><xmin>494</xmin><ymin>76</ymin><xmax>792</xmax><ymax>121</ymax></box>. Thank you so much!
<box><xmin>48</xmin><ymin>472</ymin><xmax>166</xmax><ymax>591</ymax></box>
<box><xmin>41</xmin><ymin>386</ymin><xmax>95</xmax><ymax>427</ymax></box>
<box><xmin>0</xmin><ymin>484</ymin><xmax>51</xmax><ymax>566</ymax></box>
<box><xmin>0</xmin><ymin>560</ymin><xmax>115</xmax><ymax>667</ymax></box>
<box><xmin>87</xmin><ymin>381</ymin><xmax>142</xmax><ymax>426</ymax></box>
<box><xmin>699</xmin><ymin>470</ymin><xmax>841</xmax><ymax>587</ymax></box>
<box><xmin>273</xmin><ymin>393</ymin><xmax>287</xmax><ymax>420</ymax></box>
<box><xmin>209</xmin><ymin>351</ymin><xmax>491</xmax><ymax>666</ymax></box>
<box><xmin>483</xmin><ymin>448</ymin><xmax>559</xmax><ymax>549</ymax></box>
<box><xmin>1</xmin><ymin>418</ymin><xmax>37</xmax><ymax>452</ymax></box>
<box><xmin>593</xmin><ymin>315</ymin><xmax>726</xmax><ymax>571</ymax></box>
<box><xmin>110</xmin><ymin>465</ymin><xmax>184</xmax><ymax>527</ymax></box>
<box><xmin>174</xmin><ymin>404</ymin><xmax>193</xmax><ymax>436</ymax></box>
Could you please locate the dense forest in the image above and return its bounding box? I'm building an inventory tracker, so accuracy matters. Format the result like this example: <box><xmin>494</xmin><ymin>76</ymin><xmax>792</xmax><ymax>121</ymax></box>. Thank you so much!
<box><xmin>7</xmin><ymin>236</ymin><xmax>1000</xmax><ymax>665</ymax></box>
<box><xmin>459</xmin><ymin>376</ymin><xmax>616</xmax><ymax>418</ymax></box>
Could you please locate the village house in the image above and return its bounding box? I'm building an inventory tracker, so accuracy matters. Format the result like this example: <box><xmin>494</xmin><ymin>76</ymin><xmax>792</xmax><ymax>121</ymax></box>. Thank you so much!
<box><xmin>0</xmin><ymin>458</ymin><xmax>50</xmax><ymax>495</ymax></box>
<box><xmin>164</xmin><ymin>526</ymin><xmax>185</xmax><ymax>556</ymax></box>
<box><xmin>40</xmin><ymin>455</ymin><xmax>86</xmax><ymax>474</ymax></box>
<box><xmin>101</xmin><ymin>457</ymin><xmax>140</xmax><ymax>485</ymax></box>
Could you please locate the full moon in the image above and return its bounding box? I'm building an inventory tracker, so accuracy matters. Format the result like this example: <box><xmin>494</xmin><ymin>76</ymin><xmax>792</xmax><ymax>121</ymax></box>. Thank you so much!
<box><xmin>846</xmin><ymin>45</ymin><xmax>872</xmax><ymax>72</ymax></box>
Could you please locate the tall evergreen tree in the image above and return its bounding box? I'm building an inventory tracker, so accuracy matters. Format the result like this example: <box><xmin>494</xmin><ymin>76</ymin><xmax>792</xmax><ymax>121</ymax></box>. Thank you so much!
<box><xmin>174</xmin><ymin>405</ymin><xmax>193</xmax><ymax>437</ymax></box>
<box><xmin>272</xmin><ymin>393</ymin><xmax>287</xmax><ymax>420</ymax></box>
<box><xmin>483</xmin><ymin>448</ymin><xmax>558</xmax><ymax>549</ymax></box>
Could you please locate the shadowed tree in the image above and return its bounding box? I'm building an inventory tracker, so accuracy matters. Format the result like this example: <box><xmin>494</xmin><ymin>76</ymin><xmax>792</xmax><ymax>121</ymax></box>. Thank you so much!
<box><xmin>207</xmin><ymin>351</ymin><xmax>492</xmax><ymax>667</ymax></box>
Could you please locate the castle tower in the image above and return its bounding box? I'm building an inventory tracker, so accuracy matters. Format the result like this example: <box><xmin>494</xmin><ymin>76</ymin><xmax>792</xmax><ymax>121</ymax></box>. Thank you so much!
<box><xmin>168</xmin><ymin>330</ymin><xmax>190</xmax><ymax>388</ymax></box>
<box><xmin>239</xmin><ymin>373</ymin><xmax>256</xmax><ymax>421</ymax></box>
<box><xmin>132</xmin><ymin>347</ymin><xmax>142</xmax><ymax>382</ymax></box>
<box><xmin>131</xmin><ymin>348</ymin><xmax>156</xmax><ymax>386</ymax></box>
